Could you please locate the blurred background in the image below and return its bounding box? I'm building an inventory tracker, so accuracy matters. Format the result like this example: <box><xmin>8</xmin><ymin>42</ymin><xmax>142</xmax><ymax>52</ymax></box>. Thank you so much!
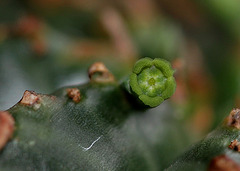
<box><xmin>1</xmin><ymin>0</ymin><xmax>240</xmax><ymax>143</ymax></box>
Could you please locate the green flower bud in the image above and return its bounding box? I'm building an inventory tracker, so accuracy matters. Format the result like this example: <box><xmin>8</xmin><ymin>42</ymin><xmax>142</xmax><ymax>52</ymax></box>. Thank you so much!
<box><xmin>129</xmin><ymin>57</ymin><xmax>176</xmax><ymax>107</ymax></box>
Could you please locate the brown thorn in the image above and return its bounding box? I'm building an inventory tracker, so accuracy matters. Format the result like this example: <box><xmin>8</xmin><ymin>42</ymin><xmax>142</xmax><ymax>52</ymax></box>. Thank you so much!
<box><xmin>0</xmin><ymin>111</ymin><xmax>15</xmax><ymax>150</ymax></box>
<box><xmin>224</xmin><ymin>108</ymin><xmax>240</xmax><ymax>129</ymax></box>
<box><xmin>20</xmin><ymin>90</ymin><xmax>41</xmax><ymax>109</ymax></box>
<box><xmin>209</xmin><ymin>155</ymin><xmax>240</xmax><ymax>171</ymax></box>
<box><xmin>66</xmin><ymin>88</ymin><xmax>81</xmax><ymax>103</ymax></box>
<box><xmin>88</xmin><ymin>62</ymin><xmax>115</xmax><ymax>83</ymax></box>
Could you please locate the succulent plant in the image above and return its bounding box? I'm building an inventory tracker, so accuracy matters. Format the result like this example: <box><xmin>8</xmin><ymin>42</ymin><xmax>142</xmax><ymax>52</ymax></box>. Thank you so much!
<box><xmin>0</xmin><ymin>57</ymin><xmax>190</xmax><ymax>170</ymax></box>
<box><xmin>166</xmin><ymin>108</ymin><xmax>240</xmax><ymax>171</ymax></box>
<box><xmin>4</xmin><ymin>1</ymin><xmax>240</xmax><ymax>170</ymax></box>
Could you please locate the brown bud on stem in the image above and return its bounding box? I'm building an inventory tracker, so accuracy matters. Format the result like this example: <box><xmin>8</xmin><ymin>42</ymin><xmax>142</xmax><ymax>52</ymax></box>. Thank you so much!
<box><xmin>20</xmin><ymin>90</ymin><xmax>41</xmax><ymax>109</ymax></box>
<box><xmin>229</xmin><ymin>139</ymin><xmax>240</xmax><ymax>152</ymax></box>
<box><xmin>209</xmin><ymin>155</ymin><xmax>240</xmax><ymax>171</ymax></box>
<box><xmin>0</xmin><ymin>111</ymin><xmax>15</xmax><ymax>150</ymax></box>
<box><xmin>224</xmin><ymin>108</ymin><xmax>240</xmax><ymax>129</ymax></box>
<box><xmin>88</xmin><ymin>62</ymin><xmax>115</xmax><ymax>83</ymax></box>
<box><xmin>66</xmin><ymin>88</ymin><xmax>81</xmax><ymax>103</ymax></box>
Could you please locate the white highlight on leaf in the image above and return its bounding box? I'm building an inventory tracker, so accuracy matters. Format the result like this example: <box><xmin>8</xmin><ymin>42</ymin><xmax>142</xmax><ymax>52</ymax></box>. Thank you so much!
<box><xmin>79</xmin><ymin>135</ymin><xmax>103</xmax><ymax>151</ymax></box>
